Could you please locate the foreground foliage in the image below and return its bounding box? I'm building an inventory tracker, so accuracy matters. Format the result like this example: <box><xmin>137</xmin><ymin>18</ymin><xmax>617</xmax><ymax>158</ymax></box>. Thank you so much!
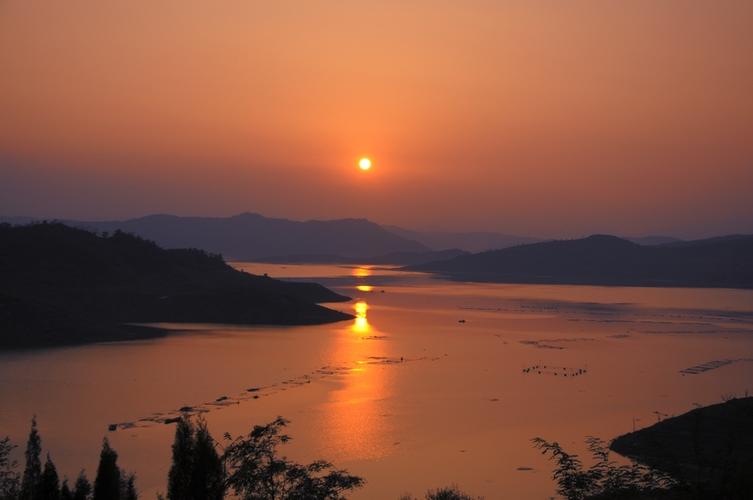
<box><xmin>399</xmin><ymin>485</ymin><xmax>482</xmax><ymax>500</ymax></box>
<box><xmin>533</xmin><ymin>437</ymin><xmax>678</xmax><ymax>500</ymax></box>
<box><xmin>610</xmin><ymin>396</ymin><xmax>753</xmax><ymax>500</ymax></box>
<box><xmin>222</xmin><ymin>417</ymin><xmax>364</xmax><ymax>500</ymax></box>
<box><xmin>2</xmin><ymin>415</ymin><xmax>363</xmax><ymax>500</ymax></box>
<box><xmin>1</xmin><ymin>419</ymin><xmax>131</xmax><ymax>500</ymax></box>
<box><xmin>167</xmin><ymin>417</ymin><xmax>223</xmax><ymax>500</ymax></box>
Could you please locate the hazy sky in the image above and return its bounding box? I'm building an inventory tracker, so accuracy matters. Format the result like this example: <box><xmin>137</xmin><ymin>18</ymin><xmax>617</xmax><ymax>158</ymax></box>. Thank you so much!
<box><xmin>1</xmin><ymin>1</ymin><xmax>752</xmax><ymax>237</ymax></box>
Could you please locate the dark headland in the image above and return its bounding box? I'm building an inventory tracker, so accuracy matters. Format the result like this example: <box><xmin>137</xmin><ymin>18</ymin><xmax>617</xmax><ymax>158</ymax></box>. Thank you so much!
<box><xmin>0</xmin><ymin>222</ymin><xmax>352</xmax><ymax>350</ymax></box>
<box><xmin>611</xmin><ymin>397</ymin><xmax>753</xmax><ymax>498</ymax></box>
<box><xmin>407</xmin><ymin>234</ymin><xmax>753</xmax><ymax>289</ymax></box>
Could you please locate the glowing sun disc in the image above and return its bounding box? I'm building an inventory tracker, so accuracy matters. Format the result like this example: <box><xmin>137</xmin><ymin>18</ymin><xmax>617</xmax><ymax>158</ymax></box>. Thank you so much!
<box><xmin>358</xmin><ymin>157</ymin><xmax>372</xmax><ymax>171</ymax></box>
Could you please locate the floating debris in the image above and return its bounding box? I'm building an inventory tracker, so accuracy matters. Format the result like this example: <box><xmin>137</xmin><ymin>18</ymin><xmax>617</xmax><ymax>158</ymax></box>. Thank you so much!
<box><xmin>679</xmin><ymin>358</ymin><xmax>753</xmax><ymax>375</ymax></box>
<box><xmin>520</xmin><ymin>337</ymin><xmax>595</xmax><ymax>350</ymax></box>
<box><xmin>520</xmin><ymin>340</ymin><xmax>563</xmax><ymax>350</ymax></box>
<box><xmin>522</xmin><ymin>364</ymin><xmax>588</xmax><ymax>377</ymax></box>
<box><xmin>459</xmin><ymin>306</ymin><xmax>503</xmax><ymax>312</ymax></box>
<box><xmin>106</xmin><ymin>355</ymin><xmax>441</xmax><ymax>430</ymax></box>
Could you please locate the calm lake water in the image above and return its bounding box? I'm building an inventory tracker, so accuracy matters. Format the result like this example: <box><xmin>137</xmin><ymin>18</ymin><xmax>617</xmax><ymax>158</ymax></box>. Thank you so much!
<box><xmin>2</xmin><ymin>264</ymin><xmax>753</xmax><ymax>499</ymax></box>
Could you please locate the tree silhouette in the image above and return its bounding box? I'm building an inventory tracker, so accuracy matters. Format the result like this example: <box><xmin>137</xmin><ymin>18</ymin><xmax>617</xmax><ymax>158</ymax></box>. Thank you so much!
<box><xmin>121</xmin><ymin>474</ymin><xmax>137</xmax><ymax>500</ymax></box>
<box><xmin>0</xmin><ymin>437</ymin><xmax>20</xmax><ymax>500</ymax></box>
<box><xmin>167</xmin><ymin>416</ymin><xmax>223</xmax><ymax>500</ymax></box>
<box><xmin>60</xmin><ymin>480</ymin><xmax>73</xmax><ymax>500</ymax></box>
<box><xmin>424</xmin><ymin>486</ymin><xmax>477</xmax><ymax>500</ymax></box>
<box><xmin>93</xmin><ymin>439</ymin><xmax>120</xmax><ymax>500</ymax></box>
<box><xmin>167</xmin><ymin>417</ymin><xmax>193</xmax><ymax>500</ymax></box>
<box><xmin>72</xmin><ymin>471</ymin><xmax>91</xmax><ymax>500</ymax></box>
<box><xmin>39</xmin><ymin>454</ymin><xmax>60</xmax><ymax>500</ymax></box>
<box><xmin>222</xmin><ymin>417</ymin><xmax>363</xmax><ymax>500</ymax></box>
<box><xmin>532</xmin><ymin>437</ymin><xmax>677</xmax><ymax>500</ymax></box>
<box><xmin>20</xmin><ymin>417</ymin><xmax>42</xmax><ymax>500</ymax></box>
<box><xmin>188</xmin><ymin>419</ymin><xmax>223</xmax><ymax>500</ymax></box>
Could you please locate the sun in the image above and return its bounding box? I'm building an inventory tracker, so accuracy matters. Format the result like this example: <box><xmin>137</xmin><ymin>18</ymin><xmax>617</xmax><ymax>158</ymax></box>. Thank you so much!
<box><xmin>358</xmin><ymin>157</ymin><xmax>372</xmax><ymax>171</ymax></box>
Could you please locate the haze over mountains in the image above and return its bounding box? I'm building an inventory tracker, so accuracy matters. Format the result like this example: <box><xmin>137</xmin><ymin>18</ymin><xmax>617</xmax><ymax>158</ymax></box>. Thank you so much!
<box><xmin>1</xmin><ymin>213</ymin><xmax>431</xmax><ymax>262</ymax></box>
<box><xmin>0</xmin><ymin>213</ymin><xmax>688</xmax><ymax>264</ymax></box>
<box><xmin>409</xmin><ymin>234</ymin><xmax>753</xmax><ymax>289</ymax></box>
<box><xmin>383</xmin><ymin>225</ymin><xmax>540</xmax><ymax>253</ymax></box>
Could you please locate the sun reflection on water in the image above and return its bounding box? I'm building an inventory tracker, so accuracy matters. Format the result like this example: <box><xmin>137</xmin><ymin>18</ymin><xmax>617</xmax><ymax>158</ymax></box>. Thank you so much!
<box><xmin>352</xmin><ymin>267</ymin><xmax>372</xmax><ymax>277</ymax></box>
<box><xmin>356</xmin><ymin>285</ymin><xmax>374</xmax><ymax>292</ymax></box>
<box><xmin>352</xmin><ymin>301</ymin><xmax>370</xmax><ymax>334</ymax></box>
<box><xmin>315</xmin><ymin>297</ymin><xmax>393</xmax><ymax>462</ymax></box>
<box><xmin>354</xmin><ymin>301</ymin><xmax>368</xmax><ymax>316</ymax></box>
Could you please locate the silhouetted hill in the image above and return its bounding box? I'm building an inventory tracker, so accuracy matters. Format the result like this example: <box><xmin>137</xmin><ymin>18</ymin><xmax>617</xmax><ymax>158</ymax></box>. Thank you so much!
<box><xmin>255</xmin><ymin>248</ymin><xmax>468</xmax><ymax>265</ymax></box>
<box><xmin>625</xmin><ymin>235</ymin><xmax>683</xmax><ymax>246</ymax></box>
<box><xmin>384</xmin><ymin>225</ymin><xmax>540</xmax><ymax>252</ymax></box>
<box><xmin>0</xmin><ymin>223</ymin><xmax>352</xmax><ymax>349</ymax></box>
<box><xmin>62</xmin><ymin>213</ymin><xmax>428</xmax><ymax>260</ymax></box>
<box><xmin>611</xmin><ymin>397</ymin><xmax>753</xmax><ymax>496</ymax></box>
<box><xmin>408</xmin><ymin>234</ymin><xmax>753</xmax><ymax>288</ymax></box>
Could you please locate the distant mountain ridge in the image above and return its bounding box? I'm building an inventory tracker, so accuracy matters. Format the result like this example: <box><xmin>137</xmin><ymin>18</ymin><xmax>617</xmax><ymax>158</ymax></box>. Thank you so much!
<box><xmin>0</xmin><ymin>213</ymin><xmax>709</xmax><ymax>262</ymax></box>
<box><xmin>37</xmin><ymin>213</ymin><xmax>430</xmax><ymax>260</ymax></box>
<box><xmin>255</xmin><ymin>248</ymin><xmax>469</xmax><ymax>265</ymax></box>
<box><xmin>384</xmin><ymin>225</ymin><xmax>541</xmax><ymax>252</ymax></box>
<box><xmin>408</xmin><ymin>234</ymin><xmax>753</xmax><ymax>289</ymax></box>
<box><xmin>624</xmin><ymin>235</ymin><xmax>683</xmax><ymax>246</ymax></box>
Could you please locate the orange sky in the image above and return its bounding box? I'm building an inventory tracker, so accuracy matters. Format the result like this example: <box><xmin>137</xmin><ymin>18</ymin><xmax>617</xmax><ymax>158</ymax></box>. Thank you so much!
<box><xmin>1</xmin><ymin>1</ymin><xmax>752</xmax><ymax>237</ymax></box>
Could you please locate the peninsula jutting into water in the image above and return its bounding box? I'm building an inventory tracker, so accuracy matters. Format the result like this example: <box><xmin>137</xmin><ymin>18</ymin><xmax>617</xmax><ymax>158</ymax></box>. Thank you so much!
<box><xmin>0</xmin><ymin>222</ymin><xmax>351</xmax><ymax>349</ymax></box>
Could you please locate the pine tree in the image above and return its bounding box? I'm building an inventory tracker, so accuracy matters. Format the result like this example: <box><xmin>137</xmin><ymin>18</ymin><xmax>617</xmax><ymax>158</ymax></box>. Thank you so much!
<box><xmin>20</xmin><ymin>417</ymin><xmax>42</xmax><ymax>500</ymax></box>
<box><xmin>188</xmin><ymin>419</ymin><xmax>223</xmax><ymax>500</ymax></box>
<box><xmin>0</xmin><ymin>436</ymin><xmax>20</xmax><ymax>500</ymax></box>
<box><xmin>72</xmin><ymin>471</ymin><xmax>91</xmax><ymax>500</ymax></box>
<box><xmin>39</xmin><ymin>454</ymin><xmax>60</xmax><ymax>500</ymax></box>
<box><xmin>93</xmin><ymin>439</ymin><xmax>120</xmax><ymax>500</ymax></box>
<box><xmin>60</xmin><ymin>480</ymin><xmax>73</xmax><ymax>500</ymax></box>
<box><xmin>167</xmin><ymin>418</ymin><xmax>194</xmax><ymax>500</ymax></box>
<box><xmin>121</xmin><ymin>474</ymin><xmax>137</xmax><ymax>500</ymax></box>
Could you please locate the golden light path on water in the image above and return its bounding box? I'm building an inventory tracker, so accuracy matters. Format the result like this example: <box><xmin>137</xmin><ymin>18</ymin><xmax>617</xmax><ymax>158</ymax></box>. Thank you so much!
<box><xmin>352</xmin><ymin>266</ymin><xmax>372</xmax><ymax>278</ymax></box>
<box><xmin>2</xmin><ymin>262</ymin><xmax>753</xmax><ymax>499</ymax></box>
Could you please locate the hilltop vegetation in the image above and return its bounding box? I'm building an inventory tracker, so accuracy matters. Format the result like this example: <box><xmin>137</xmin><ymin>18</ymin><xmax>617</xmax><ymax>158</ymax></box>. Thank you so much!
<box><xmin>0</xmin><ymin>223</ymin><xmax>351</xmax><ymax>349</ymax></box>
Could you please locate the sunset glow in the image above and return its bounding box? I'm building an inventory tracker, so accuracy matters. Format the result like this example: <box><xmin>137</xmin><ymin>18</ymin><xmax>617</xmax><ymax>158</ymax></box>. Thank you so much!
<box><xmin>1</xmin><ymin>2</ymin><xmax>752</xmax><ymax>236</ymax></box>
<box><xmin>3</xmin><ymin>3</ymin><xmax>753</xmax><ymax>500</ymax></box>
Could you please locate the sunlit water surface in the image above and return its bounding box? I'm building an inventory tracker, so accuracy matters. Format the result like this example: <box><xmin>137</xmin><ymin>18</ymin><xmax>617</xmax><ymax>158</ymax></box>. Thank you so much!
<box><xmin>2</xmin><ymin>264</ymin><xmax>753</xmax><ymax>499</ymax></box>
